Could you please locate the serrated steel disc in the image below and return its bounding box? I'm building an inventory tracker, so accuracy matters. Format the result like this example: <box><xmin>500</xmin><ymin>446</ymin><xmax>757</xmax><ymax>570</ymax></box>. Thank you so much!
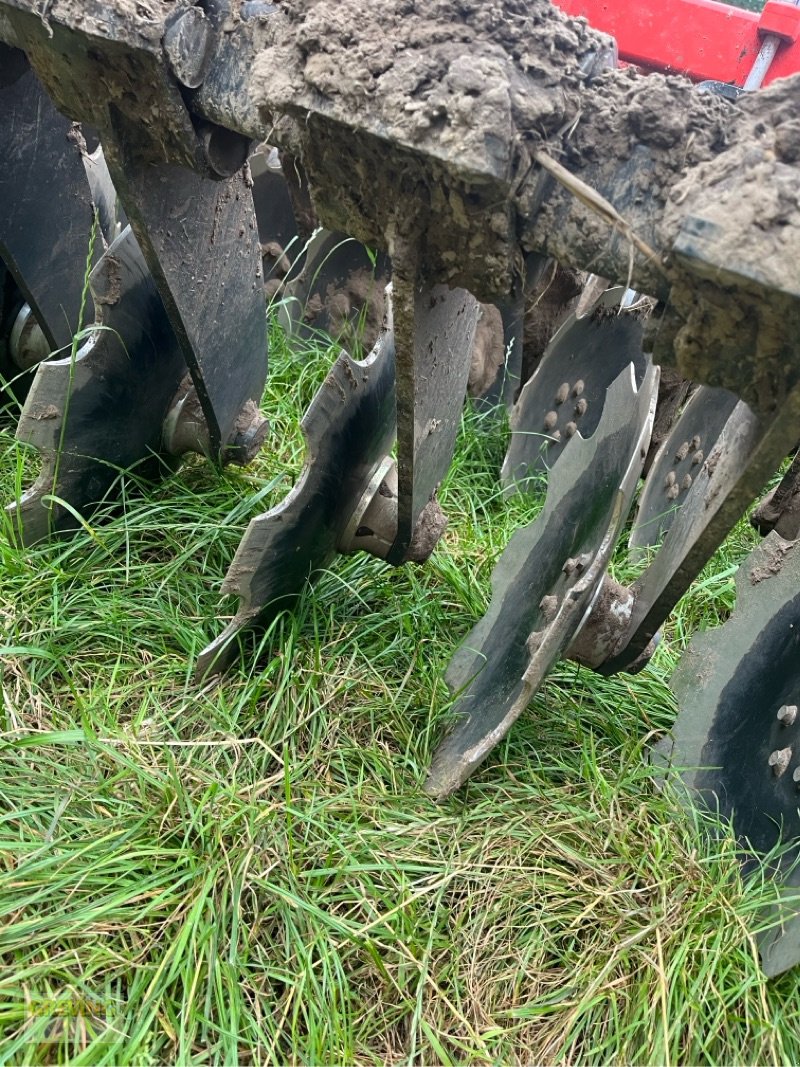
<box><xmin>196</xmin><ymin>296</ymin><xmax>396</xmax><ymax>679</ymax></box>
<box><xmin>0</xmin><ymin>61</ymin><xmax>98</xmax><ymax>354</ymax></box>
<box><xmin>279</xmin><ymin>229</ymin><xmax>390</xmax><ymax>351</ymax></box>
<box><xmin>629</xmin><ymin>385</ymin><xmax>740</xmax><ymax>558</ymax></box>
<box><xmin>7</xmin><ymin>225</ymin><xmax>187</xmax><ymax>544</ymax></box>
<box><xmin>425</xmin><ymin>358</ymin><xmax>659</xmax><ymax>801</ymax></box>
<box><xmin>667</xmin><ymin>533</ymin><xmax>800</xmax><ymax>977</ymax></box>
<box><xmin>501</xmin><ymin>287</ymin><xmax>649</xmax><ymax>494</ymax></box>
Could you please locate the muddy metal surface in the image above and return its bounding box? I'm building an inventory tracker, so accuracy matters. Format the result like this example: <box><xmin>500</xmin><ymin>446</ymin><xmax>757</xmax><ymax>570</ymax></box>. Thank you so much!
<box><xmin>251</xmin><ymin>0</ymin><xmax>800</xmax><ymax>411</ymax></box>
<box><xmin>7</xmin><ymin>0</ymin><xmax>800</xmax><ymax>411</ymax></box>
<box><xmin>253</xmin><ymin>0</ymin><xmax>611</xmax><ymax>301</ymax></box>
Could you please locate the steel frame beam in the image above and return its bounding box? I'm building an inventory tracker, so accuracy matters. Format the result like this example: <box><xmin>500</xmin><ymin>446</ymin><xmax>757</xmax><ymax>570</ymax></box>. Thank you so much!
<box><xmin>554</xmin><ymin>0</ymin><xmax>800</xmax><ymax>85</ymax></box>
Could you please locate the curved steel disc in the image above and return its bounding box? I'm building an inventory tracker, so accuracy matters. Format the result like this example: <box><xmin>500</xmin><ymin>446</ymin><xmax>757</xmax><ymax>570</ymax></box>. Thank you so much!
<box><xmin>501</xmin><ymin>287</ymin><xmax>650</xmax><ymax>494</ymax></box>
<box><xmin>425</xmin><ymin>359</ymin><xmax>659</xmax><ymax>801</ymax></box>
<box><xmin>250</xmin><ymin>146</ymin><xmax>306</xmax><ymax>286</ymax></box>
<box><xmin>751</xmin><ymin>451</ymin><xmax>800</xmax><ymax>542</ymax></box>
<box><xmin>82</xmin><ymin>145</ymin><xmax>126</xmax><ymax>247</ymax></box>
<box><xmin>666</xmin><ymin>533</ymin><xmax>800</xmax><ymax>977</ymax></box>
<box><xmin>629</xmin><ymin>385</ymin><xmax>740</xmax><ymax>558</ymax></box>
<box><xmin>0</xmin><ymin>264</ymin><xmax>26</xmax><ymax>409</ymax></box>
<box><xmin>7</xmin><ymin>225</ymin><xmax>187</xmax><ymax>544</ymax></box>
<box><xmin>600</xmin><ymin>395</ymin><xmax>765</xmax><ymax>673</ymax></box>
<box><xmin>0</xmin><ymin>59</ymin><xmax>97</xmax><ymax>352</ymax></box>
<box><xmin>104</xmin><ymin>142</ymin><xmax>267</xmax><ymax>461</ymax></box>
<box><xmin>390</xmin><ymin>275</ymin><xmax>480</xmax><ymax>565</ymax></box>
<box><xmin>196</xmin><ymin>300</ymin><xmax>396</xmax><ymax>679</ymax></box>
<box><xmin>279</xmin><ymin>229</ymin><xmax>391</xmax><ymax>353</ymax></box>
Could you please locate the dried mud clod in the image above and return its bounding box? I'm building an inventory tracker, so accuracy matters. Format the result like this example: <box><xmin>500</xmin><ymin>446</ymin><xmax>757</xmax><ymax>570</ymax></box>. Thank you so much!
<box><xmin>468</xmin><ymin>303</ymin><xmax>505</xmax><ymax>398</ymax></box>
<box><xmin>522</xmin><ymin>262</ymin><xmax>585</xmax><ymax>387</ymax></box>
<box><xmin>749</xmin><ymin>538</ymin><xmax>792</xmax><ymax>584</ymax></box>
<box><xmin>252</xmin><ymin>0</ymin><xmax>611</xmax><ymax>300</ymax></box>
<box><xmin>300</xmin><ymin>267</ymin><xmax>388</xmax><ymax>354</ymax></box>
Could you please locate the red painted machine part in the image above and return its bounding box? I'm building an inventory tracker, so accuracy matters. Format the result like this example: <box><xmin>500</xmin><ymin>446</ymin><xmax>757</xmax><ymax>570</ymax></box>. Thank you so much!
<box><xmin>553</xmin><ymin>0</ymin><xmax>800</xmax><ymax>84</ymax></box>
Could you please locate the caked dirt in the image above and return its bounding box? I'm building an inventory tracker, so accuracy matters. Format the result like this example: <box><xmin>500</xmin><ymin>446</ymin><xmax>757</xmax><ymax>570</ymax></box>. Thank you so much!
<box><xmin>252</xmin><ymin>0</ymin><xmax>800</xmax><ymax>409</ymax></box>
<box><xmin>255</xmin><ymin>0</ymin><xmax>607</xmax><ymax>164</ymax></box>
<box><xmin>310</xmin><ymin>266</ymin><xmax>388</xmax><ymax>354</ymax></box>
<box><xmin>467</xmin><ymin>303</ymin><xmax>505</xmax><ymax>398</ymax></box>
<box><xmin>252</xmin><ymin>0</ymin><xmax>611</xmax><ymax>298</ymax></box>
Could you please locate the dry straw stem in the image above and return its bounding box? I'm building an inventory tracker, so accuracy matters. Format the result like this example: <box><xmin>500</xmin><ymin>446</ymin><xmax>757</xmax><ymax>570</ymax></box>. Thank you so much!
<box><xmin>534</xmin><ymin>149</ymin><xmax>666</xmax><ymax>276</ymax></box>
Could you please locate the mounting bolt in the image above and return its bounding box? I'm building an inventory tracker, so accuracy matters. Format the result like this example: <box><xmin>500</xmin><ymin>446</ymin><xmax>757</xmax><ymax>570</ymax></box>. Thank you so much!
<box><xmin>544</xmin><ymin>410</ymin><xmax>558</xmax><ymax>431</ymax></box>
<box><xmin>681</xmin><ymin>473</ymin><xmax>693</xmax><ymax>491</ymax></box>
<box><xmin>793</xmin><ymin>767</ymin><xmax>800</xmax><ymax>788</ymax></box>
<box><xmin>555</xmin><ymin>383</ymin><xmax>570</xmax><ymax>405</ymax></box>
<box><xmin>572</xmin><ymin>379</ymin><xmax>585</xmax><ymax>397</ymax></box>
<box><xmin>666</xmin><ymin>484</ymin><xmax>680</xmax><ymax>501</ymax></box>
<box><xmin>691</xmin><ymin>434</ymin><xmax>701</xmax><ymax>450</ymax></box>
<box><xmin>562</xmin><ymin>557</ymin><xmax>577</xmax><ymax>575</ymax></box>
<box><xmin>675</xmin><ymin>441</ymin><xmax>690</xmax><ymax>462</ymax></box>
<box><xmin>778</xmin><ymin>704</ymin><xmax>798</xmax><ymax>726</ymax></box>
<box><xmin>574</xmin><ymin>397</ymin><xmax>588</xmax><ymax>417</ymax></box>
<box><xmin>565</xmin><ymin>421</ymin><xmax>577</xmax><ymax>438</ymax></box>
<box><xmin>692</xmin><ymin>450</ymin><xmax>704</xmax><ymax>466</ymax></box>
<box><xmin>769</xmin><ymin>747</ymin><xmax>793</xmax><ymax>777</ymax></box>
<box><xmin>665</xmin><ymin>471</ymin><xmax>677</xmax><ymax>488</ymax></box>
<box><xmin>163</xmin><ymin>7</ymin><xmax>217</xmax><ymax>89</ymax></box>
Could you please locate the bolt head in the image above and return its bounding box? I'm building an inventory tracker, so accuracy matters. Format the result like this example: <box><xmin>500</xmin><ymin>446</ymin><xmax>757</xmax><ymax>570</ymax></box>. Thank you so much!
<box><xmin>769</xmin><ymin>746</ymin><xmax>793</xmax><ymax>777</ymax></box>
<box><xmin>778</xmin><ymin>704</ymin><xmax>798</xmax><ymax>726</ymax></box>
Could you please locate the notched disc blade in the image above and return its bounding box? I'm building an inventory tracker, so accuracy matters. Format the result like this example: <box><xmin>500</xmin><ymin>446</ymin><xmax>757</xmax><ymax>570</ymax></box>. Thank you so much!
<box><xmin>666</xmin><ymin>533</ymin><xmax>800</xmax><ymax>977</ymax></box>
<box><xmin>251</xmin><ymin>147</ymin><xmax>305</xmax><ymax>283</ymax></box>
<box><xmin>425</xmin><ymin>359</ymin><xmax>659</xmax><ymax>801</ymax></box>
<box><xmin>0</xmin><ymin>62</ymin><xmax>97</xmax><ymax>351</ymax></box>
<box><xmin>196</xmin><ymin>301</ymin><xmax>397</xmax><ymax>679</ymax></box>
<box><xmin>629</xmin><ymin>385</ymin><xmax>740</xmax><ymax>558</ymax></box>
<box><xmin>501</xmin><ymin>287</ymin><xmax>649</xmax><ymax>493</ymax></box>
<box><xmin>83</xmin><ymin>146</ymin><xmax>126</xmax><ymax>246</ymax></box>
<box><xmin>279</xmin><ymin>229</ymin><xmax>390</xmax><ymax>353</ymax></box>
<box><xmin>8</xmin><ymin>225</ymin><xmax>187</xmax><ymax>544</ymax></box>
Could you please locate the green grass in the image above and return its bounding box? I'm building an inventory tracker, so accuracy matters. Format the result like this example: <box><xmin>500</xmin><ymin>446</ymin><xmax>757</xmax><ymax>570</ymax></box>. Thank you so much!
<box><xmin>0</xmin><ymin>322</ymin><xmax>798</xmax><ymax>1065</ymax></box>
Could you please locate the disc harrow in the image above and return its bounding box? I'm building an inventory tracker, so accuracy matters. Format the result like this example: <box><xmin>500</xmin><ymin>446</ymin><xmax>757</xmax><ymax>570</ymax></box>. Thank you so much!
<box><xmin>2</xmin><ymin>0</ymin><xmax>800</xmax><ymax>976</ymax></box>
